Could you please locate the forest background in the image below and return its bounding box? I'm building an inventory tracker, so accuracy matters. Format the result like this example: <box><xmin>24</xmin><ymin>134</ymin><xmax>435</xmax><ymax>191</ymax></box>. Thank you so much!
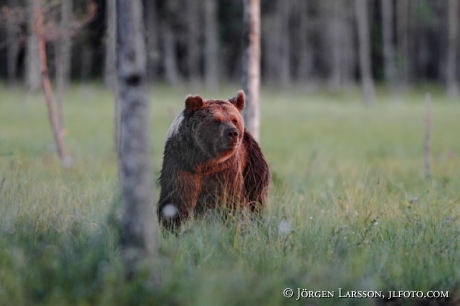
<box><xmin>0</xmin><ymin>0</ymin><xmax>459</xmax><ymax>96</ymax></box>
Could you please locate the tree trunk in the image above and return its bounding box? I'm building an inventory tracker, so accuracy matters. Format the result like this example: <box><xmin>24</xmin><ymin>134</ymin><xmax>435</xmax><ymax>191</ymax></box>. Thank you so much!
<box><xmin>277</xmin><ymin>0</ymin><xmax>290</xmax><ymax>87</ymax></box>
<box><xmin>117</xmin><ymin>0</ymin><xmax>158</xmax><ymax>282</ymax></box>
<box><xmin>80</xmin><ymin>45</ymin><xmax>93</xmax><ymax>83</ymax></box>
<box><xmin>242</xmin><ymin>0</ymin><xmax>261</xmax><ymax>142</ymax></box>
<box><xmin>33</xmin><ymin>0</ymin><xmax>71</xmax><ymax>168</ymax></box>
<box><xmin>161</xmin><ymin>20</ymin><xmax>180</xmax><ymax>85</ymax></box>
<box><xmin>6</xmin><ymin>0</ymin><xmax>19</xmax><ymax>88</ymax></box>
<box><xmin>341</xmin><ymin>0</ymin><xmax>356</xmax><ymax>89</ymax></box>
<box><xmin>327</xmin><ymin>0</ymin><xmax>354</xmax><ymax>91</ymax></box>
<box><xmin>104</xmin><ymin>0</ymin><xmax>117</xmax><ymax>89</ymax></box>
<box><xmin>25</xmin><ymin>0</ymin><xmax>42</xmax><ymax>90</ymax></box>
<box><xmin>204</xmin><ymin>0</ymin><xmax>219</xmax><ymax>91</ymax></box>
<box><xmin>354</xmin><ymin>0</ymin><xmax>376</xmax><ymax>106</ymax></box>
<box><xmin>55</xmin><ymin>0</ymin><xmax>73</xmax><ymax>131</ymax></box>
<box><xmin>186</xmin><ymin>0</ymin><xmax>201</xmax><ymax>88</ymax></box>
<box><xmin>396</xmin><ymin>0</ymin><xmax>409</xmax><ymax>87</ymax></box>
<box><xmin>295</xmin><ymin>0</ymin><xmax>313</xmax><ymax>83</ymax></box>
<box><xmin>328</xmin><ymin>0</ymin><xmax>342</xmax><ymax>91</ymax></box>
<box><xmin>105</xmin><ymin>0</ymin><xmax>121</xmax><ymax>156</ymax></box>
<box><xmin>262</xmin><ymin>16</ymin><xmax>278</xmax><ymax>85</ymax></box>
<box><xmin>381</xmin><ymin>0</ymin><xmax>396</xmax><ymax>87</ymax></box>
<box><xmin>160</xmin><ymin>0</ymin><xmax>181</xmax><ymax>85</ymax></box>
<box><xmin>144</xmin><ymin>0</ymin><xmax>159</xmax><ymax>83</ymax></box>
<box><xmin>447</xmin><ymin>0</ymin><xmax>459</xmax><ymax>99</ymax></box>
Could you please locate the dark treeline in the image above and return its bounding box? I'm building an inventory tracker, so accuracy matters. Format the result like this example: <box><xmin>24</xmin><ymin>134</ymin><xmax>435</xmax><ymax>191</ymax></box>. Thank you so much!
<box><xmin>0</xmin><ymin>0</ymin><xmax>459</xmax><ymax>93</ymax></box>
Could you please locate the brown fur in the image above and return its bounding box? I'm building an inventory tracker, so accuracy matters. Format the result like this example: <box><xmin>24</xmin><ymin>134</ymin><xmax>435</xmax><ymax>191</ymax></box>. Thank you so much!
<box><xmin>157</xmin><ymin>90</ymin><xmax>270</xmax><ymax>229</ymax></box>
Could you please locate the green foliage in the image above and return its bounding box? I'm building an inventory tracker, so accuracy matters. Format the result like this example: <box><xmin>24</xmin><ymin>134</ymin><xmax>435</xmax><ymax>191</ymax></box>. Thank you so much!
<box><xmin>0</xmin><ymin>85</ymin><xmax>459</xmax><ymax>305</ymax></box>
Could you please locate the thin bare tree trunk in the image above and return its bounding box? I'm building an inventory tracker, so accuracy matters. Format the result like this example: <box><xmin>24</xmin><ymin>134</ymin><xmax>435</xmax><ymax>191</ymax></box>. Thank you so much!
<box><xmin>144</xmin><ymin>0</ymin><xmax>159</xmax><ymax>83</ymax></box>
<box><xmin>117</xmin><ymin>0</ymin><xmax>158</xmax><ymax>282</ymax></box>
<box><xmin>381</xmin><ymin>0</ymin><xmax>396</xmax><ymax>88</ymax></box>
<box><xmin>80</xmin><ymin>45</ymin><xmax>93</xmax><ymax>83</ymax></box>
<box><xmin>343</xmin><ymin>0</ymin><xmax>356</xmax><ymax>89</ymax></box>
<box><xmin>33</xmin><ymin>0</ymin><xmax>71</xmax><ymax>168</ymax></box>
<box><xmin>242</xmin><ymin>0</ymin><xmax>261</xmax><ymax>141</ymax></box>
<box><xmin>295</xmin><ymin>0</ymin><xmax>312</xmax><ymax>83</ymax></box>
<box><xmin>262</xmin><ymin>17</ymin><xmax>278</xmax><ymax>85</ymax></box>
<box><xmin>6</xmin><ymin>0</ymin><xmax>19</xmax><ymax>88</ymax></box>
<box><xmin>329</xmin><ymin>0</ymin><xmax>342</xmax><ymax>91</ymax></box>
<box><xmin>26</xmin><ymin>0</ymin><xmax>41</xmax><ymax>90</ymax></box>
<box><xmin>354</xmin><ymin>0</ymin><xmax>376</xmax><ymax>106</ymax></box>
<box><xmin>161</xmin><ymin>20</ymin><xmax>180</xmax><ymax>85</ymax></box>
<box><xmin>204</xmin><ymin>0</ymin><xmax>219</xmax><ymax>91</ymax></box>
<box><xmin>447</xmin><ymin>0</ymin><xmax>459</xmax><ymax>99</ymax></box>
<box><xmin>104</xmin><ymin>0</ymin><xmax>117</xmax><ymax>89</ymax></box>
<box><xmin>186</xmin><ymin>0</ymin><xmax>201</xmax><ymax>88</ymax></box>
<box><xmin>328</xmin><ymin>0</ymin><xmax>354</xmax><ymax>91</ymax></box>
<box><xmin>55</xmin><ymin>0</ymin><xmax>73</xmax><ymax>131</ymax></box>
<box><xmin>277</xmin><ymin>0</ymin><xmax>290</xmax><ymax>87</ymax></box>
<box><xmin>160</xmin><ymin>0</ymin><xmax>181</xmax><ymax>85</ymax></box>
<box><xmin>105</xmin><ymin>0</ymin><xmax>121</xmax><ymax>157</ymax></box>
<box><xmin>396</xmin><ymin>0</ymin><xmax>409</xmax><ymax>87</ymax></box>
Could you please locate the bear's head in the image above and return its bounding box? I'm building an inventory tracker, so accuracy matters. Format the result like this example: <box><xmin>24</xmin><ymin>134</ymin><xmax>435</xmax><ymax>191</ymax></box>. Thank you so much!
<box><xmin>182</xmin><ymin>90</ymin><xmax>245</xmax><ymax>162</ymax></box>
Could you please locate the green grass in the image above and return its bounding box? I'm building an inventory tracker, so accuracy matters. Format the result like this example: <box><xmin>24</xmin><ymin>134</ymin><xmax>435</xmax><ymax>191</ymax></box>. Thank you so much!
<box><xmin>0</xmin><ymin>84</ymin><xmax>459</xmax><ymax>305</ymax></box>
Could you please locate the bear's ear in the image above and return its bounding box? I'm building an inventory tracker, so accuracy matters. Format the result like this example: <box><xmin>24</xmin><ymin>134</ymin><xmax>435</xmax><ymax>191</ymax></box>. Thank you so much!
<box><xmin>185</xmin><ymin>94</ymin><xmax>204</xmax><ymax>113</ymax></box>
<box><xmin>229</xmin><ymin>90</ymin><xmax>245</xmax><ymax>112</ymax></box>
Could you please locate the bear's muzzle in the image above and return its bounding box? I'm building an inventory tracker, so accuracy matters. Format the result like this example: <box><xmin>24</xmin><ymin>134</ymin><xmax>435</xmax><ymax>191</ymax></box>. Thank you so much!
<box><xmin>223</xmin><ymin>127</ymin><xmax>240</xmax><ymax>149</ymax></box>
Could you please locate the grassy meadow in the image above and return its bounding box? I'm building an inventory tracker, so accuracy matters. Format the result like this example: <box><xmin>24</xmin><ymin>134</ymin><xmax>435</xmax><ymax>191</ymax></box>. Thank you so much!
<box><xmin>0</xmin><ymin>84</ymin><xmax>459</xmax><ymax>305</ymax></box>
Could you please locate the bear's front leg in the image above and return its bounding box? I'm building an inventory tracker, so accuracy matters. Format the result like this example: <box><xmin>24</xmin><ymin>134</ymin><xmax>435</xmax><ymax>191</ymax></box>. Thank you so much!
<box><xmin>158</xmin><ymin>170</ymin><xmax>201</xmax><ymax>230</ymax></box>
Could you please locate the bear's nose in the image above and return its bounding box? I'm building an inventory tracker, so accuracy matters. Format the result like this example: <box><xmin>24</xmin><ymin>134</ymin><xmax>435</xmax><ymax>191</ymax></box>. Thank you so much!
<box><xmin>226</xmin><ymin>127</ymin><xmax>239</xmax><ymax>144</ymax></box>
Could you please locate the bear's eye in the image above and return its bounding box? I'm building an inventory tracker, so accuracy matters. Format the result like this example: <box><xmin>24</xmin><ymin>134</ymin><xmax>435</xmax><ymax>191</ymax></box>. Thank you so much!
<box><xmin>232</xmin><ymin>119</ymin><xmax>238</xmax><ymax>125</ymax></box>
<box><xmin>214</xmin><ymin>117</ymin><xmax>222</xmax><ymax>123</ymax></box>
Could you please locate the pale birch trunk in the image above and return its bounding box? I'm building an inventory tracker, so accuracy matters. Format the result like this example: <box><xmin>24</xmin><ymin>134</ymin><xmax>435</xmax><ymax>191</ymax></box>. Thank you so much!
<box><xmin>117</xmin><ymin>0</ymin><xmax>158</xmax><ymax>282</ymax></box>
<box><xmin>242</xmin><ymin>0</ymin><xmax>261</xmax><ymax>141</ymax></box>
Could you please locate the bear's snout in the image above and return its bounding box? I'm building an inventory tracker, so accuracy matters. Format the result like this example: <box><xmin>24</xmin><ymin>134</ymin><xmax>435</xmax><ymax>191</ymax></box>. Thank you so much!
<box><xmin>224</xmin><ymin>127</ymin><xmax>239</xmax><ymax>148</ymax></box>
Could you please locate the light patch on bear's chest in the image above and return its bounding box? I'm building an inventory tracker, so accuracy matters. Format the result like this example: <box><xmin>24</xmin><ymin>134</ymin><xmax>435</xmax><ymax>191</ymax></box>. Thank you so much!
<box><xmin>165</xmin><ymin>112</ymin><xmax>184</xmax><ymax>141</ymax></box>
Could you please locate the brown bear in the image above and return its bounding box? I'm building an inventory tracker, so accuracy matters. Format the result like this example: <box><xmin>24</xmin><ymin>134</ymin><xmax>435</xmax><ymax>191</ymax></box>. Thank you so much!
<box><xmin>157</xmin><ymin>90</ymin><xmax>270</xmax><ymax>229</ymax></box>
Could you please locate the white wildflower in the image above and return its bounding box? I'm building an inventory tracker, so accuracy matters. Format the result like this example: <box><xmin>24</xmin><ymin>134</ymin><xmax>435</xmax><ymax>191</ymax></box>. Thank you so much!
<box><xmin>162</xmin><ymin>204</ymin><xmax>178</xmax><ymax>219</ymax></box>
<box><xmin>278</xmin><ymin>218</ymin><xmax>293</xmax><ymax>237</ymax></box>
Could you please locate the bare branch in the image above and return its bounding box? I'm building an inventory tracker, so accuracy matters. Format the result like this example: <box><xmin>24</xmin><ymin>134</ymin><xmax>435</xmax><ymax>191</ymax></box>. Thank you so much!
<box><xmin>33</xmin><ymin>0</ymin><xmax>71</xmax><ymax>168</ymax></box>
